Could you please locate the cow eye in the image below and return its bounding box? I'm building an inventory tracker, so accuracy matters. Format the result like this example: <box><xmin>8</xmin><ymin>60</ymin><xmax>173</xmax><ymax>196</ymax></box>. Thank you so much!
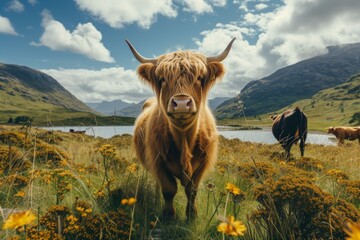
<box><xmin>158</xmin><ymin>78</ymin><xmax>165</xmax><ymax>88</ymax></box>
<box><xmin>197</xmin><ymin>76</ymin><xmax>205</xmax><ymax>87</ymax></box>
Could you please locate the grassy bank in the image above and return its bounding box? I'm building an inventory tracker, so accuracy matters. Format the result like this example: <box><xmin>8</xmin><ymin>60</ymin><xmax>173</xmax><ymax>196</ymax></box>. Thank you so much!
<box><xmin>0</xmin><ymin>125</ymin><xmax>359</xmax><ymax>239</ymax></box>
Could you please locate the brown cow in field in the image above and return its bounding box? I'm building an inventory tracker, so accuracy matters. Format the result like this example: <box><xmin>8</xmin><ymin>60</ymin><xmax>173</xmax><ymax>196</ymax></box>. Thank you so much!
<box><xmin>327</xmin><ymin>126</ymin><xmax>360</xmax><ymax>145</ymax></box>
<box><xmin>126</xmin><ymin>38</ymin><xmax>235</xmax><ymax>219</ymax></box>
<box><xmin>271</xmin><ymin>107</ymin><xmax>308</xmax><ymax>159</ymax></box>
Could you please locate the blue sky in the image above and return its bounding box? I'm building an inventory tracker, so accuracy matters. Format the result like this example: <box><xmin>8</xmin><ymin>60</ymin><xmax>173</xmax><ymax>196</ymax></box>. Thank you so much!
<box><xmin>1</xmin><ymin>0</ymin><xmax>360</xmax><ymax>103</ymax></box>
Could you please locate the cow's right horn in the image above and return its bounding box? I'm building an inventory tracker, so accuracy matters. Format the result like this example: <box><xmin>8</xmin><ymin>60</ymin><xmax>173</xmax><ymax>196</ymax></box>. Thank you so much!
<box><xmin>206</xmin><ymin>37</ymin><xmax>236</xmax><ymax>63</ymax></box>
<box><xmin>125</xmin><ymin>39</ymin><xmax>158</xmax><ymax>64</ymax></box>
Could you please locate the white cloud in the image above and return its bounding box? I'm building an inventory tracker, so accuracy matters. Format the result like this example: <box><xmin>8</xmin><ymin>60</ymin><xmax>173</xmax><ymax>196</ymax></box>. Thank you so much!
<box><xmin>255</xmin><ymin>3</ymin><xmax>267</xmax><ymax>10</ymax></box>
<box><xmin>210</xmin><ymin>0</ymin><xmax>227</xmax><ymax>7</ymax></box>
<box><xmin>41</xmin><ymin>67</ymin><xmax>153</xmax><ymax>103</ymax></box>
<box><xmin>28</xmin><ymin>0</ymin><xmax>38</xmax><ymax>6</ymax></box>
<box><xmin>196</xmin><ymin>0</ymin><xmax>360</xmax><ymax>98</ymax></box>
<box><xmin>7</xmin><ymin>0</ymin><xmax>24</xmax><ymax>12</ymax></box>
<box><xmin>0</xmin><ymin>16</ymin><xmax>18</xmax><ymax>35</ymax></box>
<box><xmin>74</xmin><ymin>0</ymin><xmax>177</xmax><ymax>29</ymax></box>
<box><xmin>74</xmin><ymin>0</ymin><xmax>229</xmax><ymax>29</ymax></box>
<box><xmin>195</xmin><ymin>24</ymin><xmax>266</xmax><ymax>99</ymax></box>
<box><xmin>33</xmin><ymin>10</ymin><xmax>114</xmax><ymax>63</ymax></box>
<box><xmin>182</xmin><ymin>0</ymin><xmax>213</xmax><ymax>14</ymax></box>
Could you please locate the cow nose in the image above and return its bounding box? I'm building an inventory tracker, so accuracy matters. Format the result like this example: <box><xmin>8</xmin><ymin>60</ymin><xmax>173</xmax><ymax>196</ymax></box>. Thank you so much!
<box><xmin>172</xmin><ymin>98</ymin><xmax>192</xmax><ymax>112</ymax></box>
<box><xmin>169</xmin><ymin>95</ymin><xmax>196</xmax><ymax>113</ymax></box>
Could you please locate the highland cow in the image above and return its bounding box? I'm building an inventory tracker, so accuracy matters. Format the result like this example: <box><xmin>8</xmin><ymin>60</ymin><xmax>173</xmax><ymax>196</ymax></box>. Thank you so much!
<box><xmin>126</xmin><ymin>38</ymin><xmax>235</xmax><ymax>219</ymax></box>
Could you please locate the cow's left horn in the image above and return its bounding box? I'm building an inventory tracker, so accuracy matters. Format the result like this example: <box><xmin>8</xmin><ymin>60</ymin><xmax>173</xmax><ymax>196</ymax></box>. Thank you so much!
<box><xmin>125</xmin><ymin>39</ymin><xmax>158</xmax><ymax>64</ymax></box>
<box><xmin>206</xmin><ymin>37</ymin><xmax>236</xmax><ymax>63</ymax></box>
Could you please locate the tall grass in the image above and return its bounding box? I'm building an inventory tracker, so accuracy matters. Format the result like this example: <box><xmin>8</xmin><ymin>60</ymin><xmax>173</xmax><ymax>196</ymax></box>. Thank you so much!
<box><xmin>0</xmin><ymin>125</ymin><xmax>359</xmax><ymax>239</ymax></box>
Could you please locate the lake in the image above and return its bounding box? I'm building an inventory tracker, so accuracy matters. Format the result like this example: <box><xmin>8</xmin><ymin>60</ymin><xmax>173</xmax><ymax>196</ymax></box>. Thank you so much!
<box><xmin>44</xmin><ymin>125</ymin><xmax>337</xmax><ymax>146</ymax></box>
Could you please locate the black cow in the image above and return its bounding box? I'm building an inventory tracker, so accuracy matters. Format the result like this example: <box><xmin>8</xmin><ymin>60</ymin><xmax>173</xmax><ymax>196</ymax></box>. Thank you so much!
<box><xmin>271</xmin><ymin>107</ymin><xmax>308</xmax><ymax>159</ymax></box>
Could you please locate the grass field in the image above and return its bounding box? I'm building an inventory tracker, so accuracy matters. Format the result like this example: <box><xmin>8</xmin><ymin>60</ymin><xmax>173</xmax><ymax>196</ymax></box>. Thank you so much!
<box><xmin>0</xmin><ymin>125</ymin><xmax>359</xmax><ymax>239</ymax></box>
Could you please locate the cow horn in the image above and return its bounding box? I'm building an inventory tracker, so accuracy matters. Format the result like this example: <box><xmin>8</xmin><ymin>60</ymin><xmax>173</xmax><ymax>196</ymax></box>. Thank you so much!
<box><xmin>206</xmin><ymin>37</ymin><xmax>236</xmax><ymax>63</ymax></box>
<box><xmin>125</xmin><ymin>39</ymin><xmax>158</xmax><ymax>64</ymax></box>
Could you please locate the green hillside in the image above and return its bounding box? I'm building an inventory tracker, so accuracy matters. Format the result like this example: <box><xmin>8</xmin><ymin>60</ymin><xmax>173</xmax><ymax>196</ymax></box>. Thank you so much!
<box><xmin>276</xmin><ymin>74</ymin><xmax>360</xmax><ymax>130</ymax></box>
<box><xmin>218</xmin><ymin>74</ymin><xmax>360</xmax><ymax>131</ymax></box>
<box><xmin>0</xmin><ymin>63</ymin><xmax>135</xmax><ymax>126</ymax></box>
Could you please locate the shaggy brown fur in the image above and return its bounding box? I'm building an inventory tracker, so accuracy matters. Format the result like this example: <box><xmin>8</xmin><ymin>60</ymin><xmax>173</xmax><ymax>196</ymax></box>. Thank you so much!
<box><xmin>271</xmin><ymin>107</ymin><xmax>308</xmax><ymax>160</ymax></box>
<box><xmin>128</xmin><ymin>40</ymin><xmax>234</xmax><ymax>219</ymax></box>
<box><xmin>327</xmin><ymin>126</ymin><xmax>360</xmax><ymax>145</ymax></box>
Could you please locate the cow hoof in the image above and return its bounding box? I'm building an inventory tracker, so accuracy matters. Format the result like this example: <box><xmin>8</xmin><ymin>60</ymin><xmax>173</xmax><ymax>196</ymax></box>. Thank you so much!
<box><xmin>162</xmin><ymin>207</ymin><xmax>176</xmax><ymax>221</ymax></box>
<box><xmin>186</xmin><ymin>204</ymin><xmax>197</xmax><ymax>221</ymax></box>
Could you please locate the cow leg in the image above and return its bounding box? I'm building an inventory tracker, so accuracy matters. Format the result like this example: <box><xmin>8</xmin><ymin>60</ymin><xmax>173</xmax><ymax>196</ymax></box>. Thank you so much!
<box><xmin>300</xmin><ymin>139</ymin><xmax>305</xmax><ymax>156</ymax></box>
<box><xmin>157</xmin><ymin>169</ymin><xmax>178</xmax><ymax>219</ymax></box>
<box><xmin>185</xmin><ymin>181</ymin><xmax>198</xmax><ymax>220</ymax></box>
<box><xmin>184</xmin><ymin>164</ymin><xmax>207</xmax><ymax>220</ymax></box>
<box><xmin>283</xmin><ymin>142</ymin><xmax>292</xmax><ymax>160</ymax></box>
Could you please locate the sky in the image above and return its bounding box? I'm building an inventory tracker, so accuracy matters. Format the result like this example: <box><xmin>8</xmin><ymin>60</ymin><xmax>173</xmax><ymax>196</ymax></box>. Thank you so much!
<box><xmin>1</xmin><ymin>0</ymin><xmax>360</xmax><ymax>104</ymax></box>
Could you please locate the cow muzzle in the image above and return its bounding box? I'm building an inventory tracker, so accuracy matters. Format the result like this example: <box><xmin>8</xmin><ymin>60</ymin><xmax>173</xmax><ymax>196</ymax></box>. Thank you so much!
<box><xmin>167</xmin><ymin>94</ymin><xmax>197</xmax><ymax>119</ymax></box>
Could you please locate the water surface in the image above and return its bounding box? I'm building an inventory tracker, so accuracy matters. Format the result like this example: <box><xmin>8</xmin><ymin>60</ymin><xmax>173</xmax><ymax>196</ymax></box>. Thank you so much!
<box><xmin>44</xmin><ymin>125</ymin><xmax>336</xmax><ymax>146</ymax></box>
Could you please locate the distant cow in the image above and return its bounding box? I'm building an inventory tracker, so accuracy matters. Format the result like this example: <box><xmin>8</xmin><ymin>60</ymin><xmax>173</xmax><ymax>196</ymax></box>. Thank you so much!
<box><xmin>271</xmin><ymin>107</ymin><xmax>308</xmax><ymax>159</ymax></box>
<box><xmin>126</xmin><ymin>38</ymin><xmax>235</xmax><ymax>219</ymax></box>
<box><xmin>327</xmin><ymin>126</ymin><xmax>360</xmax><ymax>145</ymax></box>
<box><xmin>69</xmin><ymin>129</ymin><xmax>86</xmax><ymax>134</ymax></box>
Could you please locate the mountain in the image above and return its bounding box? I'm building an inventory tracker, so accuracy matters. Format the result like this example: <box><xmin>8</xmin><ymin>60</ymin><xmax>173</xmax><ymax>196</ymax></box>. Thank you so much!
<box><xmin>208</xmin><ymin>97</ymin><xmax>230</xmax><ymax>110</ymax></box>
<box><xmin>216</xmin><ymin>42</ymin><xmax>360</xmax><ymax>118</ymax></box>
<box><xmin>0</xmin><ymin>63</ymin><xmax>95</xmax><ymax>124</ymax></box>
<box><xmin>116</xmin><ymin>100</ymin><xmax>145</xmax><ymax>118</ymax></box>
<box><xmin>109</xmin><ymin>97</ymin><xmax>231</xmax><ymax>118</ymax></box>
<box><xmin>86</xmin><ymin>100</ymin><xmax>134</xmax><ymax>115</ymax></box>
<box><xmin>85</xmin><ymin>102</ymin><xmax>100</xmax><ymax>109</ymax></box>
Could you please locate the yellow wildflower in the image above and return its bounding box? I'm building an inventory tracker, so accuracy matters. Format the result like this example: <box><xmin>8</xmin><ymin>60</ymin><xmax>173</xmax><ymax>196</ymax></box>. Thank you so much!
<box><xmin>2</xmin><ymin>210</ymin><xmax>36</xmax><ymax>230</ymax></box>
<box><xmin>345</xmin><ymin>222</ymin><xmax>360</xmax><ymax>240</ymax></box>
<box><xmin>76</xmin><ymin>207</ymin><xmax>85</xmax><ymax>212</ymax></box>
<box><xmin>217</xmin><ymin>215</ymin><xmax>247</xmax><ymax>236</ymax></box>
<box><xmin>94</xmin><ymin>189</ymin><xmax>105</xmax><ymax>198</ymax></box>
<box><xmin>14</xmin><ymin>191</ymin><xmax>25</xmax><ymax>198</ymax></box>
<box><xmin>128</xmin><ymin>197</ymin><xmax>137</xmax><ymax>205</ymax></box>
<box><xmin>226</xmin><ymin>183</ymin><xmax>241</xmax><ymax>196</ymax></box>
<box><xmin>66</xmin><ymin>215</ymin><xmax>78</xmax><ymax>224</ymax></box>
<box><xmin>127</xmin><ymin>163</ymin><xmax>138</xmax><ymax>173</ymax></box>
<box><xmin>121</xmin><ymin>197</ymin><xmax>137</xmax><ymax>205</ymax></box>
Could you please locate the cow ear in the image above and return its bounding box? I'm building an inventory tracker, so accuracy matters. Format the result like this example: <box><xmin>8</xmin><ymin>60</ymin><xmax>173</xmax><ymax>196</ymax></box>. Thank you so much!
<box><xmin>204</xmin><ymin>62</ymin><xmax>225</xmax><ymax>89</ymax></box>
<box><xmin>137</xmin><ymin>63</ymin><xmax>157</xmax><ymax>86</ymax></box>
<box><xmin>207</xmin><ymin>62</ymin><xmax>225</xmax><ymax>80</ymax></box>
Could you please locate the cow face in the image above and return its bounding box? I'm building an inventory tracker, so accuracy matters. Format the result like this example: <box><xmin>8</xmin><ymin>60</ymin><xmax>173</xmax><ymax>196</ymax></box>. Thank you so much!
<box><xmin>327</xmin><ymin>127</ymin><xmax>335</xmax><ymax>134</ymax></box>
<box><xmin>270</xmin><ymin>114</ymin><xmax>278</xmax><ymax>121</ymax></box>
<box><xmin>138</xmin><ymin>53</ymin><xmax>224</xmax><ymax>128</ymax></box>
<box><xmin>126</xmin><ymin>39</ymin><xmax>235</xmax><ymax>129</ymax></box>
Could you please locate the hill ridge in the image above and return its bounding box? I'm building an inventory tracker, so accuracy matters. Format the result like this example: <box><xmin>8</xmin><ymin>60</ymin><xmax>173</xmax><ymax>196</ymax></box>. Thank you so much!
<box><xmin>216</xmin><ymin>42</ymin><xmax>360</xmax><ymax>118</ymax></box>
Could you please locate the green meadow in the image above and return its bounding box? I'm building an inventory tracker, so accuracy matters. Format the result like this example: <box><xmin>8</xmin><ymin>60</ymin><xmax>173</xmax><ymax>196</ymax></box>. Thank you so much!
<box><xmin>0</xmin><ymin>125</ymin><xmax>359</xmax><ymax>239</ymax></box>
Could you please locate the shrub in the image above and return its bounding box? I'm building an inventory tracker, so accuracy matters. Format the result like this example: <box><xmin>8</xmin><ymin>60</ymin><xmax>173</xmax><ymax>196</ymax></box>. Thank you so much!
<box><xmin>30</xmin><ymin>205</ymin><xmax>131</xmax><ymax>240</ymax></box>
<box><xmin>36</xmin><ymin>130</ymin><xmax>63</xmax><ymax>144</ymax></box>
<box><xmin>0</xmin><ymin>131</ymin><xmax>29</xmax><ymax>148</ymax></box>
<box><xmin>339</xmin><ymin>180</ymin><xmax>360</xmax><ymax>204</ymax></box>
<box><xmin>35</xmin><ymin>142</ymin><xmax>70</xmax><ymax>166</ymax></box>
<box><xmin>292</xmin><ymin>157</ymin><xmax>324</xmax><ymax>172</ymax></box>
<box><xmin>237</xmin><ymin>161</ymin><xmax>276</xmax><ymax>182</ymax></box>
<box><xmin>252</xmin><ymin>176</ymin><xmax>360</xmax><ymax>239</ymax></box>
<box><xmin>0</xmin><ymin>145</ymin><xmax>30</xmax><ymax>175</ymax></box>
